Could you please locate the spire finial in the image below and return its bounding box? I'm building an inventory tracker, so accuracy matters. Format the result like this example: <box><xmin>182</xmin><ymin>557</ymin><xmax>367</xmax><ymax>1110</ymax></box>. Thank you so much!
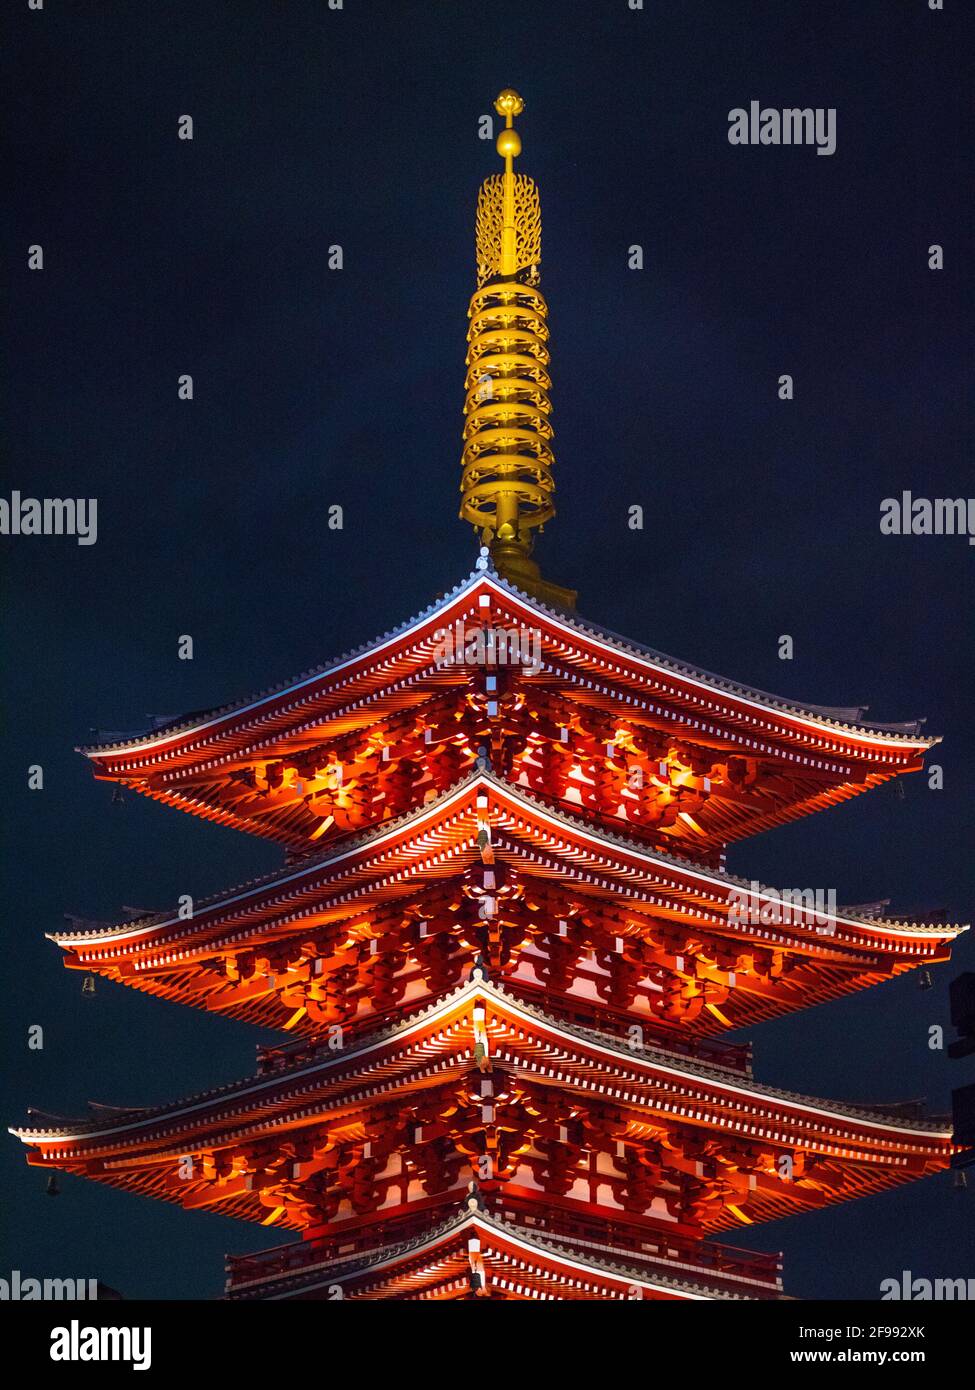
<box><xmin>459</xmin><ymin>91</ymin><xmax>575</xmax><ymax>610</ymax></box>
<box><xmin>494</xmin><ymin>88</ymin><xmax>524</xmax><ymax>121</ymax></box>
<box><xmin>494</xmin><ymin>90</ymin><xmax>524</xmax><ymax>276</ymax></box>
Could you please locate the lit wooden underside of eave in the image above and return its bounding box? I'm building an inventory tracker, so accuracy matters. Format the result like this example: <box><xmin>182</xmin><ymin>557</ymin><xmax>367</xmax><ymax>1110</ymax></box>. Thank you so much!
<box><xmin>81</xmin><ymin>573</ymin><xmax>935</xmax><ymax>799</ymax></box>
<box><xmin>86</xmin><ymin>658</ymin><xmax>928</xmax><ymax>859</ymax></box>
<box><xmin>118</xmin><ymin>738</ymin><xmax>911</xmax><ymax>859</ymax></box>
<box><xmin>66</xmin><ymin>956</ymin><xmax>937</xmax><ymax>1044</ymax></box>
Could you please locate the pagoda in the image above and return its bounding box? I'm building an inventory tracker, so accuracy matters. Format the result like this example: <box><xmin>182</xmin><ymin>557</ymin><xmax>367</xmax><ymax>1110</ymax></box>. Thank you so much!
<box><xmin>13</xmin><ymin>90</ymin><xmax>965</xmax><ymax>1302</ymax></box>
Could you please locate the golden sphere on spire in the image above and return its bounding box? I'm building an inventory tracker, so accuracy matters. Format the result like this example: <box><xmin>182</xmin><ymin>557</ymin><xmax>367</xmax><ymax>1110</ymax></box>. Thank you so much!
<box><xmin>496</xmin><ymin>128</ymin><xmax>522</xmax><ymax>159</ymax></box>
<box><xmin>494</xmin><ymin>88</ymin><xmax>525</xmax><ymax>119</ymax></box>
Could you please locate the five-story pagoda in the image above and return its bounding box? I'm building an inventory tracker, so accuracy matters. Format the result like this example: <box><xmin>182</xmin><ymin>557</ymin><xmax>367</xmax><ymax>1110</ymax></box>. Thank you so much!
<box><xmin>12</xmin><ymin>91</ymin><xmax>964</xmax><ymax>1302</ymax></box>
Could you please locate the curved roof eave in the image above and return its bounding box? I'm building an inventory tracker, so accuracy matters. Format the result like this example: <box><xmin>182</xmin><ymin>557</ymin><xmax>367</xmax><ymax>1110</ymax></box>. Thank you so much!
<box><xmin>77</xmin><ymin>567</ymin><xmax>937</xmax><ymax>761</ymax></box>
<box><xmin>8</xmin><ymin>976</ymin><xmax>956</xmax><ymax>1144</ymax></box>
<box><xmin>47</xmin><ymin>771</ymin><xmax>968</xmax><ymax>949</ymax></box>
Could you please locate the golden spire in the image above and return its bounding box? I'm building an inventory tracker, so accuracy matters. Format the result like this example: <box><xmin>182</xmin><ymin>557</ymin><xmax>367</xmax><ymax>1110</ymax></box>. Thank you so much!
<box><xmin>460</xmin><ymin>89</ymin><xmax>575</xmax><ymax>609</ymax></box>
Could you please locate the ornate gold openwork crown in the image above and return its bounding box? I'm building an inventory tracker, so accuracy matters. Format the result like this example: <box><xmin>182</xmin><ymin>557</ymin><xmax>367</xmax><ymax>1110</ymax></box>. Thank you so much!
<box><xmin>475</xmin><ymin>174</ymin><xmax>541</xmax><ymax>288</ymax></box>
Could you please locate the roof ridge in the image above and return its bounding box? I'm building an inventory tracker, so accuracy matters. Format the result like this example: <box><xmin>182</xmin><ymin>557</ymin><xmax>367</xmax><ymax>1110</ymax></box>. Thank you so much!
<box><xmin>78</xmin><ymin>567</ymin><xmax>487</xmax><ymax>756</ymax></box>
<box><xmin>485</xmin><ymin>572</ymin><xmax>934</xmax><ymax>742</ymax></box>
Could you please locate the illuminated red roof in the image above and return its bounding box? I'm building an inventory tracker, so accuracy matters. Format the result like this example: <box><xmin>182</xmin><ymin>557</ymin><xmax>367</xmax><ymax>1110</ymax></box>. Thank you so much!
<box><xmin>79</xmin><ymin>569</ymin><xmax>935</xmax><ymax>861</ymax></box>
<box><xmin>50</xmin><ymin>772</ymin><xmax>963</xmax><ymax>1037</ymax></box>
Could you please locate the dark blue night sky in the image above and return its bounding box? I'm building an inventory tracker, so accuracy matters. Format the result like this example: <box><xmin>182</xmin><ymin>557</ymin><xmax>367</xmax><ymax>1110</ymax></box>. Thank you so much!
<box><xmin>3</xmin><ymin>0</ymin><xmax>972</xmax><ymax>1300</ymax></box>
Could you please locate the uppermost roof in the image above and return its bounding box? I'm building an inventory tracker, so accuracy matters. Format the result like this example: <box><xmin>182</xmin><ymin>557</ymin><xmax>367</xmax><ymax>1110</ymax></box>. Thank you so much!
<box><xmin>81</xmin><ymin>563</ymin><xmax>933</xmax><ymax>764</ymax></box>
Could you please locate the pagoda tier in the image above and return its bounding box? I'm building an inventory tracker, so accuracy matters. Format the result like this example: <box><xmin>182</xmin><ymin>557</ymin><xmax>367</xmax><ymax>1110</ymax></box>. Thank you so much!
<box><xmin>12</xmin><ymin>975</ymin><xmax>953</xmax><ymax>1301</ymax></box>
<box><xmin>53</xmin><ymin>773</ymin><xmax>963</xmax><ymax>1040</ymax></box>
<box><xmin>79</xmin><ymin>570</ymin><xmax>935</xmax><ymax>868</ymax></box>
<box><xmin>223</xmin><ymin>1200</ymin><xmax>784</xmax><ymax>1301</ymax></box>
